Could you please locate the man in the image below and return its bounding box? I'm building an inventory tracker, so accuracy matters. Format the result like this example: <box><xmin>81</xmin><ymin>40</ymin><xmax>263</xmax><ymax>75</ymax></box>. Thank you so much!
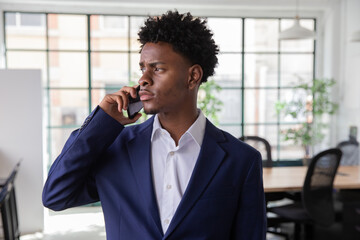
<box><xmin>43</xmin><ymin>10</ymin><xmax>266</xmax><ymax>240</ymax></box>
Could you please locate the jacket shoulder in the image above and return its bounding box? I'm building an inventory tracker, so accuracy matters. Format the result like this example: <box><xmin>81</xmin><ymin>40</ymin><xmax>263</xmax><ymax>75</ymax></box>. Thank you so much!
<box><xmin>222</xmin><ymin>130</ymin><xmax>260</xmax><ymax>156</ymax></box>
<box><xmin>205</xmin><ymin>119</ymin><xmax>260</xmax><ymax>157</ymax></box>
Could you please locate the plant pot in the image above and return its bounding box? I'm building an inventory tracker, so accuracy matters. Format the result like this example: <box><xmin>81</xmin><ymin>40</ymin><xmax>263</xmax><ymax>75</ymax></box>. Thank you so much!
<box><xmin>302</xmin><ymin>155</ymin><xmax>312</xmax><ymax>166</ymax></box>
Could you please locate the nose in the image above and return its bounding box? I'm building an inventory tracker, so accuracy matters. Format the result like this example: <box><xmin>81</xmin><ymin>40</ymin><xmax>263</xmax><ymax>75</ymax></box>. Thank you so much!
<box><xmin>138</xmin><ymin>71</ymin><xmax>153</xmax><ymax>87</ymax></box>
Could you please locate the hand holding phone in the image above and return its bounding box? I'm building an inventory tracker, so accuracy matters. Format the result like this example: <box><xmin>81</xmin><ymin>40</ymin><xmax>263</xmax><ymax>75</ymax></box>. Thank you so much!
<box><xmin>127</xmin><ymin>86</ymin><xmax>143</xmax><ymax>119</ymax></box>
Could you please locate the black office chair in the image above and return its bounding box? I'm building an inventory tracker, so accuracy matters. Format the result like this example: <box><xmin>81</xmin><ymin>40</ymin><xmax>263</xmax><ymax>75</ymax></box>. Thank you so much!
<box><xmin>240</xmin><ymin>136</ymin><xmax>289</xmax><ymax>239</ymax></box>
<box><xmin>268</xmin><ymin>148</ymin><xmax>342</xmax><ymax>240</ymax></box>
<box><xmin>337</xmin><ymin>139</ymin><xmax>359</xmax><ymax>166</ymax></box>
<box><xmin>334</xmin><ymin>138</ymin><xmax>359</xmax><ymax>224</ymax></box>
<box><xmin>0</xmin><ymin>161</ymin><xmax>21</xmax><ymax>240</ymax></box>
<box><xmin>239</xmin><ymin>136</ymin><xmax>287</xmax><ymax>201</ymax></box>
<box><xmin>240</xmin><ymin>136</ymin><xmax>273</xmax><ymax>168</ymax></box>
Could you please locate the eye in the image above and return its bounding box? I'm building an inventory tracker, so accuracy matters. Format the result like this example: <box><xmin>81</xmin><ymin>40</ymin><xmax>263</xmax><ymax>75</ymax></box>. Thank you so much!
<box><xmin>154</xmin><ymin>67</ymin><xmax>163</xmax><ymax>72</ymax></box>
<box><xmin>140</xmin><ymin>67</ymin><xmax>146</xmax><ymax>73</ymax></box>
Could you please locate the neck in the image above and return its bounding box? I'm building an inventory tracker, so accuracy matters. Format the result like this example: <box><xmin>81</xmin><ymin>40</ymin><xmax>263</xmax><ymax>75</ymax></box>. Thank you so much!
<box><xmin>158</xmin><ymin>107</ymin><xmax>199</xmax><ymax>146</ymax></box>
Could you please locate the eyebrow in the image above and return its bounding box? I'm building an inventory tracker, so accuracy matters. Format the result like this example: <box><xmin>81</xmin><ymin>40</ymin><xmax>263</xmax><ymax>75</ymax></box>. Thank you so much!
<box><xmin>139</xmin><ymin>61</ymin><xmax>166</xmax><ymax>67</ymax></box>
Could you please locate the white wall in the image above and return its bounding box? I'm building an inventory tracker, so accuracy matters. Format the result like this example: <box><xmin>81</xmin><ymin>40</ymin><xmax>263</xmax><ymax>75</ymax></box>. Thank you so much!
<box><xmin>0</xmin><ymin>9</ymin><xmax>5</xmax><ymax>68</ymax></box>
<box><xmin>0</xmin><ymin>69</ymin><xmax>44</xmax><ymax>235</ymax></box>
<box><xmin>322</xmin><ymin>0</ymin><xmax>360</xmax><ymax>145</ymax></box>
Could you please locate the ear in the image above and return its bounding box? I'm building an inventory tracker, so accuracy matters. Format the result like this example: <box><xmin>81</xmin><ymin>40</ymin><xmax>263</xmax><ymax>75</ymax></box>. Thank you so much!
<box><xmin>187</xmin><ymin>64</ymin><xmax>203</xmax><ymax>90</ymax></box>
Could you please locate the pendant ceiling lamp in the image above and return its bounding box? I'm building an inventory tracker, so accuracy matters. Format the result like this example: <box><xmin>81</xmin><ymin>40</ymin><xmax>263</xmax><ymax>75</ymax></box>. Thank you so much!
<box><xmin>279</xmin><ymin>0</ymin><xmax>316</xmax><ymax>40</ymax></box>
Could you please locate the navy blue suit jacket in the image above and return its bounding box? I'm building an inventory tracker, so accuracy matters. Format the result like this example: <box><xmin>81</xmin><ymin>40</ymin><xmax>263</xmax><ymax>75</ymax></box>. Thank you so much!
<box><xmin>43</xmin><ymin>106</ymin><xmax>266</xmax><ymax>239</ymax></box>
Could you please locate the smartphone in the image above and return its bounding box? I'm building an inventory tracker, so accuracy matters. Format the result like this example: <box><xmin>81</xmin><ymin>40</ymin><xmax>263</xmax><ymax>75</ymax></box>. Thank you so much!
<box><xmin>127</xmin><ymin>85</ymin><xmax>143</xmax><ymax>119</ymax></box>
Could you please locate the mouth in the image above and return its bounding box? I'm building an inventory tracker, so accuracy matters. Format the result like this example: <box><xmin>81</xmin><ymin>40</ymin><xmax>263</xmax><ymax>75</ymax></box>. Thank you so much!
<box><xmin>139</xmin><ymin>90</ymin><xmax>154</xmax><ymax>101</ymax></box>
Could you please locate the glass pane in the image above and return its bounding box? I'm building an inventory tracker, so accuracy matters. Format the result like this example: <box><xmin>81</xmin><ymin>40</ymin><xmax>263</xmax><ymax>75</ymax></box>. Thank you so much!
<box><xmin>280</xmin><ymin>54</ymin><xmax>313</xmax><ymax>87</ymax></box>
<box><xmin>49</xmin><ymin>52</ymin><xmax>88</xmax><ymax>87</ymax></box>
<box><xmin>280</xmin><ymin>19</ymin><xmax>315</xmax><ymax>52</ymax></box>
<box><xmin>20</xmin><ymin>13</ymin><xmax>45</xmax><ymax>26</ymax></box>
<box><xmin>215</xmin><ymin>88</ymin><xmax>242</xmax><ymax>124</ymax></box>
<box><xmin>244</xmin><ymin>54</ymin><xmax>278</xmax><ymax>88</ymax></box>
<box><xmin>219</xmin><ymin>125</ymin><xmax>241</xmax><ymax>139</ymax></box>
<box><xmin>5</xmin><ymin>12</ymin><xmax>16</xmax><ymax>26</ymax></box>
<box><xmin>49</xmin><ymin>89</ymin><xmax>89</xmax><ymax>126</ymax></box>
<box><xmin>91</xmin><ymin>52</ymin><xmax>129</xmax><ymax>88</ymax></box>
<box><xmin>213</xmin><ymin>53</ymin><xmax>242</xmax><ymax>87</ymax></box>
<box><xmin>91</xmin><ymin>88</ymin><xmax>122</xmax><ymax>110</ymax></box>
<box><xmin>207</xmin><ymin>18</ymin><xmax>242</xmax><ymax>52</ymax></box>
<box><xmin>130</xmin><ymin>16</ymin><xmax>147</xmax><ymax>51</ymax></box>
<box><xmin>90</xmin><ymin>15</ymin><xmax>129</xmax><ymax>51</ymax></box>
<box><xmin>130</xmin><ymin>53</ymin><xmax>141</xmax><ymax>84</ymax></box>
<box><xmin>5</xmin><ymin>13</ymin><xmax>46</xmax><ymax>50</ymax></box>
<box><xmin>103</xmin><ymin>15</ymin><xmax>127</xmax><ymax>29</ymax></box>
<box><xmin>244</xmin><ymin>89</ymin><xmax>278</xmax><ymax>123</ymax></box>
<box><xmin>243</xmin><ymin>124</ymin><xmax>278</xmax><ymax>160</ymax></box>
<box><xmin>50</xmin><ymin>127</ymin><xmax>78</xmax><ymax>164</ymax></box>
<box><xmin>6</xmin><ymin>51</ymin><xmax>48</xmax><ymax>86</ymax></box>
<box><xmin>92</xmin><ymin>89</ymin><xmax>105</xmax><ymax>110</ymax></box>
<box><xmin>245</xmin><ymin>19</ymin><xmax>279</xmax><ymax>52</ymax></box>
<box><xmin>279</xmin><ymin>88</ymin><xmax>308</xmax><ymax>123</ymax></box>
<box><xmin>279</xmin><ymin>124</ymin><xmax>305</xmax><ymax>160</ymax></box>
<box><xmin>48</xmin><ymin>14</ymin><xmax>87</xmax><ymax>50</ymax></box>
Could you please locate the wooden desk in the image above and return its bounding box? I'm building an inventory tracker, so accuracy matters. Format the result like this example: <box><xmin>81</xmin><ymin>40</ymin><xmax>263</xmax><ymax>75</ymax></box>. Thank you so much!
<box><xmin>264</xmin><ymin>166</ymin><xmax>360</xmax><ymax>239</ymax></box>
<box><xmin>263</xmin><ymin>165</ymin><xmax>360</xmax><ymax>193</ymax></box>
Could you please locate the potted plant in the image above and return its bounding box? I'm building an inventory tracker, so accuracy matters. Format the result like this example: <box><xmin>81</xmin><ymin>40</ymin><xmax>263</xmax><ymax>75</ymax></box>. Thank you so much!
<box><xmin>275</xmin><ymin>78</ymin><xmax>338</xmax><ymax>164</ymax></box>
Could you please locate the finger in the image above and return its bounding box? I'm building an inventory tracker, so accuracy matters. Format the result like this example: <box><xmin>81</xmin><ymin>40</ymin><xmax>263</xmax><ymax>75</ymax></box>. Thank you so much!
<box><xmin>132</xmin><ymin>112</ymin><xmax>142</xmax><ymax>122</ymax></box>
<box><xmin>100</xmin><ymin>94</ymin><xmax>120</xmax><ymax>113</ymax></box>
<box><xmin>119</xmin><ymin>91</ymin><xmax>129</xmax><ymax>111</ymax></box>
<box><xmin>120</xmin><ymin>85</ymin><xmax>139</xmax><ymax>99</ymax></box>
<box><xmin>115</xmin><ymin>94</ymin><xmax>124</xmax><ymax>113</ymax></box>
<box><xmin>110</xmin><ymin>94</ymin><xmax>125</xmax><ymax>113</ymax></box>
<box><xmin>110</xmin><ymin>90</ymin><xmax>128</xmax><ymax>112</ymax></box>
<box><xmin>129</xmin><ymin>85</ymin><xmax>140</xmax><ymax>99</ymax></box>
<box><xmin>122</xmin><ymin>112</ymin><xmax>142</xmax><ymax>125</ymax></box>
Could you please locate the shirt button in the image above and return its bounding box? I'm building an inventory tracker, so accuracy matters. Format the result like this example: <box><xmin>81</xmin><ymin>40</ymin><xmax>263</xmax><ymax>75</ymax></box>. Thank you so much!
<box><xmin>164</xmin><ymin>219</ymin><xmax>170</xmax><ymax>225</ymax></box>
<box><xmin>166</xmin><ymin>184</ymin><xmax>172</xmax><ymax>189</ymax></box>
<box><xmin>169</xmin><ymin>151</ymin><xmax>174</xmax><ymax>156</ymax></box>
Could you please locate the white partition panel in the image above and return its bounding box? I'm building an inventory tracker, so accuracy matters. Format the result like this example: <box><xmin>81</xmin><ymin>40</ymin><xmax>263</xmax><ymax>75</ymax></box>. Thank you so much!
<box><xmin>0</xmin><ymin>69</ymin><xmax>43</xmax><ymax>234</ymax></box>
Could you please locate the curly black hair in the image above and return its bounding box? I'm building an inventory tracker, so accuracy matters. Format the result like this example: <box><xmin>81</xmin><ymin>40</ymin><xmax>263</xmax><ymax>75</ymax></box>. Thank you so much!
<box><xmin>138</xmin><ymin>10</ymin><xmax>219</xmax><ymax>83</ymax></box>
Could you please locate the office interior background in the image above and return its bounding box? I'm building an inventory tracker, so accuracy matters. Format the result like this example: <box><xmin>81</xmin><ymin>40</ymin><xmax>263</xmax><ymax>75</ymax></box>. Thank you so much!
<box><xmin>0</xmin><ymin>0</ymin><xmax>359</xmax><ymax>238</ymax></box>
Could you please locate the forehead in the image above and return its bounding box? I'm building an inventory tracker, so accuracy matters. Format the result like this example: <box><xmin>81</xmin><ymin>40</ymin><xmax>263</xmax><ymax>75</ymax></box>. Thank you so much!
<box><xmin>140</xmin><ymin>42</ymin><xmax>189</xmax><ymax>65</ymax></box>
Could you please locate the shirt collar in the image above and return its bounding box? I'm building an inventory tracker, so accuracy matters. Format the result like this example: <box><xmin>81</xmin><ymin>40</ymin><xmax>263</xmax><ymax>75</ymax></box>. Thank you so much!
<box><xmin>151</xmin><ymin>110</ymin><xmax>206</xmax><ymax>147</ymax></box>
<box><xmin>151</xmin><ymin>114</ymin><xmax>163</xmax><ymax>141</ymax></box>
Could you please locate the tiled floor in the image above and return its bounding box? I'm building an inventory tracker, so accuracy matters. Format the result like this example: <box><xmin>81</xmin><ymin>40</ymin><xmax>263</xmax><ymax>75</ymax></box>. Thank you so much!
<box><xmin>21</xmin><ymin>207</ymin><xmax>106</xmax><ymax>240</ymax></box>
<box><xmin>19</xmin><ymin>206</ymin><xmax>286</xmax><ymax>240</ymax></box>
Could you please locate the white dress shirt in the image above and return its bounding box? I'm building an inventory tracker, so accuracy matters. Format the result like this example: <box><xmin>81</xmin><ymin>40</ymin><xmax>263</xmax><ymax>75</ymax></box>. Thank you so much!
<box><xmin>150</xmin><ymin>110</ymin><xmax>206</xmax><ymax>234</ymax></box>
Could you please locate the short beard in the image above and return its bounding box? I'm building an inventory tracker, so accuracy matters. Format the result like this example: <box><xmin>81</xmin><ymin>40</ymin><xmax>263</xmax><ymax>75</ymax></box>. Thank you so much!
<box><xmin>144</xmin><ymin>108</ymin><xmax>158</xmax><ymax>115</ymax></box>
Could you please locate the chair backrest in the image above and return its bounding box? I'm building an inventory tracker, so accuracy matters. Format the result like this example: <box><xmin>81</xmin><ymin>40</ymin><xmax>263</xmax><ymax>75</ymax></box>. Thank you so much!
<box><xmin>337</xmin><ymin>140</ymin><xmax>359</xmax><ymax>166</ymax></box>
<box><xmin>1</xmin><ymin>161</ymin><xmax>20</xmax><ymax>190</ymax></box>
<box><xmin>0</xmin><ymin>176</ymin><xmax>16</xmax><ymax>240</ymax></box>
<box><xmin>240</xmin><ymin>136</ymin><xmax>273</xmax><ymax>167</ymax></box>
<box><xmin>0</xmin><ymin>161</ymin><xmax>21</xmax><ymax>240</ymax></box>
<box><xmin>302</xmin><ymin>148</ymin><xmax>342</xmax><ymax>227</ymax></box>
<box><xmin>0</xmin><ymin>182</ymin><xmax>10</xmax><ymax>203</ymax></box>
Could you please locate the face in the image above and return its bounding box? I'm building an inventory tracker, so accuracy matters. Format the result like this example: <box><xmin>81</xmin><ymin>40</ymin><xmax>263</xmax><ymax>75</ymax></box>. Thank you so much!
<box><xmin>138</xmin><ymin>42</ymin><xmax>194</xmax><ymax>115</ymax></box>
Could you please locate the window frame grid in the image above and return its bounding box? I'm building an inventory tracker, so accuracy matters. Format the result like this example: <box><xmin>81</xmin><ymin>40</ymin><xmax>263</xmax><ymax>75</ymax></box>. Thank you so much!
<box><xmin>3</xmin><ymin>11</ymin><xmax>316</xmax><ymax>164</ymax></box>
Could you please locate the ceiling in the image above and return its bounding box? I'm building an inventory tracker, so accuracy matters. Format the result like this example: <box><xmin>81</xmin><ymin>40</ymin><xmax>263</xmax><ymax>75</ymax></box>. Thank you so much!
<box><xmin>0</xmin><ymin>0</ymin><xmax>334</xmax><ymax>10</ymax></box>
<box><xmin>0</xmin><ymin>0</ymin><xmax>336</xmax><ymax>18</ymax></box>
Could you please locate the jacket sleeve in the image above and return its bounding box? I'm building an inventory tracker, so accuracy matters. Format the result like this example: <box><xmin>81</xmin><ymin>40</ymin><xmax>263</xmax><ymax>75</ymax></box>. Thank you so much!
<box><xmin>231</xmin><ymin>150</ymin><xmax>267</xmax><ymax>240</ymax></box>
<box><xmin>42</xmin><ymin>106</ymin><xmax>124</xmax><ymax>211</ymax></box>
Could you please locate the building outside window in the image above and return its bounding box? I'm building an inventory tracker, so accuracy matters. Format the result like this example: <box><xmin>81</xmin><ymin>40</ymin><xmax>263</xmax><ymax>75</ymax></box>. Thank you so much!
<box><xmin>3</xmin><ymin>12</ymin><xmax>315</xmax><ymax>167</ymax></box>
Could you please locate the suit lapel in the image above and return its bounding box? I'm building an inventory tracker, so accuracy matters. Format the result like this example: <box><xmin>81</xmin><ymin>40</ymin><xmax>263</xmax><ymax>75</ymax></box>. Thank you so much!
<box><xmin>164</xmin><ymin>120</ymin><xmax>226</xmax><ymax>238</ymax></box>
<box><xmin>126</xmin><ymin>118</ymin><xmax>164</xmax><ymax>236</ymax></box>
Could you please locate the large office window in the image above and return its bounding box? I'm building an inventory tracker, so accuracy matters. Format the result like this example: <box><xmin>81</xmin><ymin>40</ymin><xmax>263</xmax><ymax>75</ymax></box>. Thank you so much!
<box><xmin>3</xmin><ymin>12</ymin><xmax>315</xmax><ymax>165</ymax></box>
